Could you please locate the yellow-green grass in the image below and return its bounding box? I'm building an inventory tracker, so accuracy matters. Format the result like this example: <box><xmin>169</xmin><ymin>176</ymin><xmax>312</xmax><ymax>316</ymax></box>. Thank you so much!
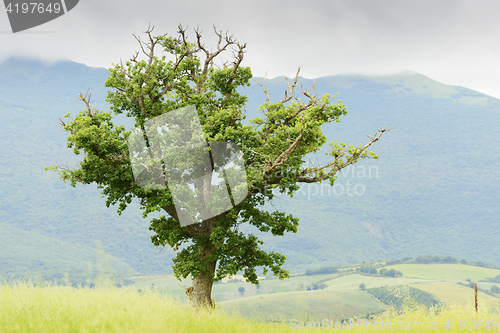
<box><xmin>1</xmin><ymin>283</ymin><xmax>499</xmax><ymax>332</ymax></box>
<box><xmin>288</xmin><ymin>305</ymin><xmax>500</xmax><ymax>332</ymax></box>
<box><xmin>219</xmin><ymin>289</ymin><xmax>384</xmax><ymax>322</ymax></box>
<box><xmin>363</xmin><ymin>304</ymin><xmax>500</xmax><ymax>333</ymax></box>
<box><xmin>413</xmin><ymin>281</ymin><xmax>500</xmax><ymax>309</ymax></box>
<box><xmin>389</xmin><ymin>264</ymin><xmax>500</xmax><ymax>281</ymax></box>
<box><xmin>0</xmin><ymin>282</ymin><xmax>289</xmax><ymax>333</ymax></box>
<box><xmin>127</xmin><ymin>274</ymin><xmax>189</xmax><ymax>300</ymax></box>
<box><xmin>128</xmin><ymin>274</ymin><xmax>186</xmax><ymax>289</ymax></box>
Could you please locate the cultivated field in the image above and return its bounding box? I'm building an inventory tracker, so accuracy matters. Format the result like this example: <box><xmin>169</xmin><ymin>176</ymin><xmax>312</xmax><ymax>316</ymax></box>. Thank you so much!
<box><xmin>125</xmin><ymin>262</ymin><xmax>500</xmax><ymax>322</ymax></box>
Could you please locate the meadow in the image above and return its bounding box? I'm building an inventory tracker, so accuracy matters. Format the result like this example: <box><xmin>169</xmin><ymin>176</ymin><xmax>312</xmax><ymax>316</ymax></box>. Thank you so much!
<box><xmin>0</xmin><ymin>282</ymin><xmax>288</xmax><ymax>333</ymax></box>
<box><xmin>1</xmin><ymin>282</ymin><xmax>499</xmax><ymax>332</ymax></box>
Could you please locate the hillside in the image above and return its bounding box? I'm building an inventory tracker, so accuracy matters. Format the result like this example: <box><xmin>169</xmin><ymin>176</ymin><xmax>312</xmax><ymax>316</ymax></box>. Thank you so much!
<box><xmin>0</xmin><ymin>223</ymin><xmax>137</xmax><ymax>282</ymax></box>
<box><xmin>128</xmin><ymin>261</ymin><xmax>500</xmax><ymax>321</ymax></box>
<box><xmin>0</xmin><ymin>58</ymin><xmax>499</xmax><ymax>281</ymax></box>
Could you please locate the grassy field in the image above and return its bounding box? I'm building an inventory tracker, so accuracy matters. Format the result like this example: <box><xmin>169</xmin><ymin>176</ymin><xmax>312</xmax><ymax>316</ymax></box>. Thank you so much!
<box><xmin>124</xmin><ymin>263</ymin><xmax>500</xmax><ymax>323</ymax></box>
<box><xmin>413</xmin><ymin>281</ymin><xmax>500</xmax><ymax>309</ymax></box>
<box><xmin>0</xmin><ymin>283</ymin><xmax>289</xmax><ymax>333</ymax></box>
<box><xmin>1</xmin><ymin>283</ymin><xmax>499</xmax><ymax>332</ymax></box>
<box><xmin>324</xmin><ymin>273</ymin><xmax>426</xmax><ymax>290</ymax></box>
<box><xmin>129</xmin><ymin>272</ymin><xmax>340</xmax><ymax>302</ymax></box>
<box><xmin>388</xmin><ymin>264</ymin><xmax>500</xmax><ymax>281</ymax></box>
<box><xmin>220</xmin><ymin>289</ymin><xmax>384</xmax><ymax>322</ymax></box>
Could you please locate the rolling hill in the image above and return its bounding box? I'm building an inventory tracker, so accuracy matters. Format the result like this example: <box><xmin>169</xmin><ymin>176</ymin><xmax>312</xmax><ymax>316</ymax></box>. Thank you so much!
<box><xmin>129</xmin><ymin>261</ymin><xmax>500</xmax><ymax>321</ymax></box>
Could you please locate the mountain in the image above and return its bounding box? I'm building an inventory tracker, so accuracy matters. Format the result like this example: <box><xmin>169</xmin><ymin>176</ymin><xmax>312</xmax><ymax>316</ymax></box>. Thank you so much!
<box><xmin>0</xmin><ymin>58</ymin><xmax>173</xmax><ymax>282</ymax></box>
<box><xmin>0</xmin><ymin>58</ymin><xmax>499</xmax><ymax>282</ymax></box>
<box><xmin>240</xmin><ymin>71</ymin><xmax>500</xmax><ymax>271</ymax></box>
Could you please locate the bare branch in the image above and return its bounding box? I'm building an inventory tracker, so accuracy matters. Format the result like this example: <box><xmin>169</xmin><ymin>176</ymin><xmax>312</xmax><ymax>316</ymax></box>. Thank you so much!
<box><xmin>79</xmin><ymin>91</ymin><xmax>96</xmax><ymax>117</ymax></box>
<box><xmin>132</xmin><ymin>33</ymin><xmax>148</xmax><ymax>58</ymax></box>
<box><xmin>231</xmin><ymin>42</ymin><xmax>246</xmax><ymax>75</ymax></box>
<box><xmin>130</xmin><ymin>51</ymin><xmax>140</xmax><ymax>63</ymax></box>
<box><xmin>200</xmin><ymin>28</ymin><xmax>236</xmax><ymax>76</ymax></box>
<box><xmin>278</xmin><ymin>67</ymin><xmax>301</xmax><ymax>105</ymax></box>
<box><xmin>256</xmin><ymin>71</ymin><xmax>272</xmax><ymax>104</ymax></box>
<box><xmin>195</xmin><ymin>27</ymin><xmax>210</xmax><ymax>63</ymax></box>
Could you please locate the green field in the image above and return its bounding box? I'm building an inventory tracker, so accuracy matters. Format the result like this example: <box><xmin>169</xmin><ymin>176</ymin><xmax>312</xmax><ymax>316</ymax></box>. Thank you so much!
<box><xmin>129</xmin><ymin>273</ymin><xmax>343</xmax><ymax>302</ymax></box>
<box><xmin>413</xmin><ymin>282</ymin><xmax>500</xmax><ymax>309</ymax></box>
<box><xmin>388</xmin><ymin>264</ymin><xmax>500</xmax><ymax>281</ymax></box>
<box><xmin>324</xmin><ymin>273</ymin><xmax>426</xmax><ymax>290</ymax></box>
<box><xmin>124</xmin><ymin>263</ymin><xmax>500</xmax><ymax>323</ymax></box>
<box><xmin>220</xmin><ymin>289</ymin><xmax>384</xmax><ymax>322</ymax></box>
<box><xmin>1</xmin><ymin>283</ymin><xmax>499</xmax><ymax>332</ymax></box>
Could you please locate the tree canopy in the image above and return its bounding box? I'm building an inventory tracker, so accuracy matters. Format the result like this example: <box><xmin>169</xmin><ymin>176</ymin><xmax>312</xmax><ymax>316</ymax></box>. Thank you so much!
<box><xmin>48</xmin><ymin>24</ymin><xmax>388</xmax><ymax>307</ymax></box>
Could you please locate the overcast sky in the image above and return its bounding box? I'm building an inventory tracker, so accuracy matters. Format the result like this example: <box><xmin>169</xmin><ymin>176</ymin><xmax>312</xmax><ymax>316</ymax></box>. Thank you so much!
<box><xmin>1</xmin><ymin>0</ymin><xmax>500</xmax><ymax>98</ymax></box>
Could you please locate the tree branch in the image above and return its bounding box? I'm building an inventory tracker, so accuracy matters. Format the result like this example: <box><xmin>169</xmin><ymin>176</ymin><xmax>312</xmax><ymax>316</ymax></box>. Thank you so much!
<box><xmin>297</xmin><ymin>127</ymin><xmax>392</xmax><ymax>183</ymax></box>
<box><xmin>78</xmin><ymin>91</ymin><xmax>96</xmax><ymax>117</ymax></box>
<box><xmin>256</xmin><ymin>71</ymin><xmax>272</xmax><ymax>104</ymax></box>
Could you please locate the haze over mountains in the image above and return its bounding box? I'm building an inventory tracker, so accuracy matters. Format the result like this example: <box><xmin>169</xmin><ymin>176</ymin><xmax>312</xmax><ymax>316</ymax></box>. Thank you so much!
<box><xmin>0</xmin><ymin>58</ymin><xmax>499</xmax><ymax>282</ymax></box>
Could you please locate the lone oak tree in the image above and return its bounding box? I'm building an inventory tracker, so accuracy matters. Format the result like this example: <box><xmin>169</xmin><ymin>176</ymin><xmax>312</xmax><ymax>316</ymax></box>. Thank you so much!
<box><xmin>49</xmin><ymin>25</ymin><xmax>388</xmax><ymax>307</ymax></box>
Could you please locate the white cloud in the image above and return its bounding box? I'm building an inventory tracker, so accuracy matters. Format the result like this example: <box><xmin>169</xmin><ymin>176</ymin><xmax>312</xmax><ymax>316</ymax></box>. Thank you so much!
<box><xmin>0</xmin><ymin>0</ymin><xmax>499</xmax><ymax>98</ymax></box>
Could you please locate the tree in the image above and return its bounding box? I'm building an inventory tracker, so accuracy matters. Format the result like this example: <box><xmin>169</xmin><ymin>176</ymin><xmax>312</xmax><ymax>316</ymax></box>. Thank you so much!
<box><xmin>238</xmin><ymin>286</ymin><xmax>245</xmax><ymax>295</ymax></box>
<box><xmin>47</xmin><ymin>25</ymin><xmax>388</xmax><ymax>308</ymax></box>
<box><xmin>359</xmin><ymin>283</ymin><xmax>366</xmax><ymax>290</ymax></box>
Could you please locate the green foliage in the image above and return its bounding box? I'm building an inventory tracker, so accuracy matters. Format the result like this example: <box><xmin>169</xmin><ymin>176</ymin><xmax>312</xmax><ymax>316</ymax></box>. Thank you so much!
<box><xmin>312</xmin><ymin>283</ymin><xmax>327</xmax><ymax>290</ymax></box>
<box><xmin>414</xmin><ymin>255</ymin><xmax>458</xmax><ymax>264</ymax></box>
<box><xmin>366</xmin><ymin>286</ymin><xmax>441</xmax><ymax>310</ymax></box>
<box><xmin>379</xmin><ymin>268</ymin><xmax>403</xmax><ymax>277</ymax></box>
<box><xmin>45</xmin><ymin>26</ymin><xmax>384</xmax><ymax>308</ymax></box>
<box><xmin>357</xmin><ymin>266</ymin><xmax>378</xmax><ymax>275</ymax></box>
<box><xmin>468</xmin><ymin>261</ymin><xmax>491</xmax><ymax>268</ymax></box>
<box><xmin>305</xmin><ymin>266</ymin><xmax>338</xmax><ymax>276</ymax></box>
<box><xmin>486</xmin><ymin>275</ymin><xmax>500</xmax><ymax>283</ymax></box>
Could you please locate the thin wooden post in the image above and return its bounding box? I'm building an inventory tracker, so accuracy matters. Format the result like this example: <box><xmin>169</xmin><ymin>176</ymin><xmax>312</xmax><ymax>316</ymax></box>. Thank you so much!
<box><xmin>474</xmin><ymin>282</ymin><xmax>478</xmax><ymax>313</ymax></box>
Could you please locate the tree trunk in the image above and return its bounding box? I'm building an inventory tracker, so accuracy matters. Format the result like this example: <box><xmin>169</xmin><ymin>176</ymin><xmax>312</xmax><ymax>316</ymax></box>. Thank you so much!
<box><xmin>189</xmin><ymin>245</ymin><xmax>217</xmax><ymax>308</ymax></box>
